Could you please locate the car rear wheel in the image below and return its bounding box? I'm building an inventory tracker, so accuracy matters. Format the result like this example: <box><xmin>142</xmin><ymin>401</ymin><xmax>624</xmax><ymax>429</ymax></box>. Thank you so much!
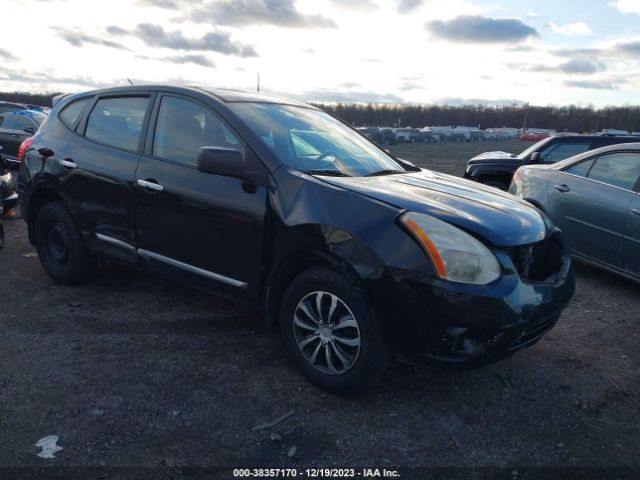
<box><xmin>279</xmin><ymin>267</ymin><xmax>388</xmax><ymax>395</ymax></box>
<box><xmin>35</xmin><ymin>202</ymin><xmax>96</xmax><ymax>284</ymax></box>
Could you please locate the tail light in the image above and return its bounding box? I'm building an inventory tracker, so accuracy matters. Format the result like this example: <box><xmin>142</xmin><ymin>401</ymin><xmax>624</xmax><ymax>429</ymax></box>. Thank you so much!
<box><xmin>18</xmin><ymin>136</ymin><xmax>34</xmax><ymax>162</ymax></box>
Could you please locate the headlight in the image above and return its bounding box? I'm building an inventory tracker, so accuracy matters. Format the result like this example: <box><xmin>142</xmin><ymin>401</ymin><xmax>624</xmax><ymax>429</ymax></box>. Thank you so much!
<box><xmin>400</xmin><ymin>212</ymin><xmax>501</xmax><ymax>285</ymax></box>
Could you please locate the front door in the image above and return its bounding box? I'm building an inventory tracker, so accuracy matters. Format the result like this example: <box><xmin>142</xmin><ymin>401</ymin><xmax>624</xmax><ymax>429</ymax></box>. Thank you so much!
<box><xmin>0</xmin><ymin>114</ymin><xmax>32</xmax><ymax>159</ymax></box>
<box><xmin>622</xmin><ymin>193</ymin><xmax>640</xmax><ymax>278</ymax></box>
<box><xmin>134</xmin><ymin>94</ymin><xmax>268</xmax><ymax>302</ymax></box>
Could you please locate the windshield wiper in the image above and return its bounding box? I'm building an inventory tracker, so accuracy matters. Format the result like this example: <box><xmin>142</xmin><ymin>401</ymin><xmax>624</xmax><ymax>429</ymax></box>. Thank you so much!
<box><xmin>365</xmin><ymin>169</ymin><xmax>405</xmax><ymax>177</ymax></box>
<box><xmin>304</xmin><ymin>169</ymin><xmax>351</xmax><ymax>177</ymax></box>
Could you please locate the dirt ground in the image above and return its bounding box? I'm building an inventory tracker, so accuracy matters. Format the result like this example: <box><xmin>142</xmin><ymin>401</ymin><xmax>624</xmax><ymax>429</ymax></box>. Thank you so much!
<box><xmin>0</xmin><ymin>140</ymin><xmax>638</xmax><ymax>477</ymax></box>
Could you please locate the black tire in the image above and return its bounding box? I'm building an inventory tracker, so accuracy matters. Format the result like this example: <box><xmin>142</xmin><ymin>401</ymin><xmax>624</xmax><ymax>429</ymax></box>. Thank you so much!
<box><xmin>34</xmin><ymin>202</ymin><xmax>96</xmax><ymax>284</ymax></box>
<box><xmin>279</xmin><ymin>267</ymin><xmax>389</xmax><ymax>395</ymax></box>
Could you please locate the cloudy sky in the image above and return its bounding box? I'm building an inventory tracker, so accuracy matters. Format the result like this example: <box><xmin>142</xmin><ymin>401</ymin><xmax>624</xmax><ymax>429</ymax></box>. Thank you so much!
<box><xmin>2</xmin><ymin>0</ymin><xmax>640</xmax><ymax>106</ymax></box>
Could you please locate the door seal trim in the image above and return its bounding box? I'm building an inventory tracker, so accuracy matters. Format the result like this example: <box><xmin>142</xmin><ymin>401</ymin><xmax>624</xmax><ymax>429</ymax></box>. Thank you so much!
<box><xmin>138</xmin><ymin>248</ymin><xmax>248</xmax><ymax>289</ymax></box>
<box><xmin>96</xmin><ymin>233</ymin><xmax>136</xmax><ymax>252</ymax></box>
<box><xmin>95</xmin><ymin>234</ymin><xmax>248</xmax><ymax>289</ymax></box>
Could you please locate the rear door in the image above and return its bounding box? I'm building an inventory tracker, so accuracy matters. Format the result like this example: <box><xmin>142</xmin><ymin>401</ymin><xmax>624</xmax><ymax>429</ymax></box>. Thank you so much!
<box><xmin>58</xmin><ymin>93</ymin><xmax>153</xmax><ymax>262</ymax></box>
<box><xmin>548</xmin><ymin>152</ymin><xmax>640</xmax><ymax>268</ymax></box>
<box><xmin>134</xmin><ymin>93</ymin><xmax>268</xmax><ymax>302</ymax></box>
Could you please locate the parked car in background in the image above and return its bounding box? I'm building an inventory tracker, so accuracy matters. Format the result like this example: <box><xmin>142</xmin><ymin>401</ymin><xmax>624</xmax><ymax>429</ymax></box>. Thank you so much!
<box><xmin>378</xmin><ymin>127</ymin><xmax>397</xmax><ymax>145</ymax></box>
<box><xmin>0</xmin><ymin>101</ymin><xmax>29</xmax><ymax>114</ymax></box>
<box><xmin>19</xmin><ymin>85</ymin><xmax>574</xmax><ymax>394</ymax></box>
<box><xmin>356</xmin><ymin>127</ymin><xmax>383</xmax><ymax>145</ymax></box>
<box><xmin>464</xmin><ymin>134</ymin><xmax>640</xmax><ymax>190</ymax></box>
<box><xmin>1</xmin><ymin>147</ymin><xmax>19</xmax><ymax>219</ymax></box>
<box><xmin>510</xmin><ymin>143</ymin><xmax>640</xmax><ymax>282</ymax></box>
<box><xmin>25</xmin><ymin>104</ymin><xmax>51</xmax><ymax>113</ymax></box>
<box><xmin>0</xmin><ymin>110</ymin><xmax>47</xmax><ymax>161</ymax></box>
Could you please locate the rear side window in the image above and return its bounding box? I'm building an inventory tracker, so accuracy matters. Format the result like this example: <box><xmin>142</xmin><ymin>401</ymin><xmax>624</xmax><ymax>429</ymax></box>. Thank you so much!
<box><xmin>85</xmin><ymin>96</ymin><xmax>149</xmax><ymax>151</ymax></box>
<box><xmin>59</xmin><ymin>97</ymin><xmax>91</xmax><ymax>129</ymax></box>
<box><xmin>539</xmin><ymin>142</ymin><xmax>592</xmax><ymax>163</ymax></box>
<box><xmin>152</xmin><ymin>96</ymin><xmax>244</xmax><ymax>167</ymax></box>
<box><xmin>586</xmin><ymin>152</ymin><xmax>640</xmax><ymax>190</ymax></box>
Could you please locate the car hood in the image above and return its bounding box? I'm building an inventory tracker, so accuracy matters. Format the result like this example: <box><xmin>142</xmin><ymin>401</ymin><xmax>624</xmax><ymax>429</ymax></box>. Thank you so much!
<box><xmin>468</xmin><ymin>151</ymin><xmax>520</xmax><ymax>163</ymax></box>
<box><xmin>318</xmin><ymin>169</ymin><xmax>550</xmax><ymax>246</ymax></box>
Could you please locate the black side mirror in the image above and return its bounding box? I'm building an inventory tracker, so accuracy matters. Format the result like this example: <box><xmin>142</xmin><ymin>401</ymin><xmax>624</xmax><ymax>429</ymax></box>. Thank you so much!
<box><xmin>197</xmin><ymin>147</ymin><xmax>245</xmax><ymax>178</ymax></box>
<box><xmin>23</xmin><ymin>126</ymin><xmax>35</xmax><ymax>134</ymax></box>
<box><xmin>528</xmin><ymin>152</ymin><xmax>541</xmax><ymax>164</ymax></box>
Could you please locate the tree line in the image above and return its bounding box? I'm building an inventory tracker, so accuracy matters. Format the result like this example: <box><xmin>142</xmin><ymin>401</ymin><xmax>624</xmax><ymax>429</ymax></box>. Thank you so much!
<box><xmin>2</xmin><ymin>91</ymin><xmax>639</xmax><ymax>133</ymax></box>
<box><xmin>312</xmin><ymin>103</ymin><xmax>640</xmax><ymax>133</ymax></box>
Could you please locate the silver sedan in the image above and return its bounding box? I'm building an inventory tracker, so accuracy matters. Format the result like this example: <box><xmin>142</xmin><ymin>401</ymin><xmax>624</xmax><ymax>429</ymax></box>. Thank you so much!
<box><xmin>510</xmin><ymin>143</ymin><xmax>640</xmax><ymax>282</ymax></box>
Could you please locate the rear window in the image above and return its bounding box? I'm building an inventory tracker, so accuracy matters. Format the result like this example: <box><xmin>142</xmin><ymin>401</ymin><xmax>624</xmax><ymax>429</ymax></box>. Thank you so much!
<box><xmin>587</xmin><ymin>152</ymin><xmax>640</xmax><ymax>190</ymax></box>
<box><xmin>59</xmin><ymin>97</ymin><xmax>91</xmax><ymax>129</ymax></box>
<box><xmin>85</xmin><ymin>96</ymin><xmax>149</xmax><ymax>151</ymax></box>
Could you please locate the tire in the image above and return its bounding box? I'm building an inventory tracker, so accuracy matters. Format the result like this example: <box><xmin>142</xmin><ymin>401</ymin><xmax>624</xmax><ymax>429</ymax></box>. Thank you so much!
<box><xmin>34</xmin><ymin>202</ymin><xmax>96</xmax><ymax>284</ymax></box>
<box><xmin>279</xmin><ymin>267</ymin><xmax>389</xmax><ymax>395</ymax></box>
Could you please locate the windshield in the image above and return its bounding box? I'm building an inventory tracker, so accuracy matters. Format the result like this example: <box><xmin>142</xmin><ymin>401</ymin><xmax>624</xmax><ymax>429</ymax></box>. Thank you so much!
<box><xmin>516</xmin><ymin>137</ymin><xmax>553</xmax><ymax>160</ymax></box>
<box><xmin>230</xmin><ymin>103</ymin><xmax>406</xmax><ymax>176</ymax></box>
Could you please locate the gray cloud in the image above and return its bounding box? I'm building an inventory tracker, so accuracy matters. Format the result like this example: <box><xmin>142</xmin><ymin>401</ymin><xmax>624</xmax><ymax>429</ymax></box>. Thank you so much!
<box><xmin>111</xmin><ymin>23</ymin><xmax>258</xmax><ymax>57</ymax></box>
<box><xmin>0</xmin><ymin>48</ymin><xmax>18</xmax><ymax>62</ymax></box>
<box><xmin>397</xmin><ymin>0</ymin><xmax>422</xmax><ymax>14</ymax></box>
<box><xmin>564</xmin><ymin>80</ymin><xmax>617</xmax><ymax>90</ymax></box>
<box><xmin>512</xmin><ymin>58</ymin><xmax>605</xmax><ymax>75</ymax></box>
<box><xmin>52</xmin><ymin>27</ymin><xmax>128</xmax><ymax>50</ymax></box>
<box><xmin>296</xmin><ymin>89</ymin><xmax>404</xmax><ymax>104</ymax></box>
<box><xmin>426</xmin><ymin>15</ymin><xmax>539</xmax><ymax>44</ymax></box>
<box><xmin>136</xmin><ymin>0</ymin><xmax>179</xmax><ymax>7</ymax></box>
<box><xmin>186</xmin><ymin>0</ymin><xmax>336</xmax><ymax>29</ymax></box>
<box><xmin>328</xmin><ymin>0</ymin><xmax>378</xmax><ymax>12</ymax></box>
<box><xmin>162</xmin><ymin>54</ymin><xmax>215</xmax><ymax>67</ymax></box>
<box><xmin>435</xmin><ymin>97</ymin><xmax>526</xmax><ymax>106</ymax></box>
<box><xmin>0</xmin><ymin>67</ymin><xmax>111</xmax><ymax>89</ymax></box>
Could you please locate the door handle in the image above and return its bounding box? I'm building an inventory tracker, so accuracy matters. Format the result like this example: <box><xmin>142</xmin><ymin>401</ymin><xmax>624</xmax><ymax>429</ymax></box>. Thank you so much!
<box><xmin>632</xmin><ymin>208</ymin><xmax>640</xmax><ymax>216</ymax></box>
<box><xmin>137</xmin><ymin>179</ymin><xmax>164</xmax><ymax>191</ymax></box>
<box><xmin>553</xmin><ymin>184</ymin><xmax>570</xmax><ymax>193</ymax></box>
<box><xmin>57</xmin><ymin>159</ymin><xmax>77</xmax><ymax>169</ymax></box>
<box><xmin>10</xmin><ymin>134</ymin><xmax>19</xmax><ymax>138</ymax></box>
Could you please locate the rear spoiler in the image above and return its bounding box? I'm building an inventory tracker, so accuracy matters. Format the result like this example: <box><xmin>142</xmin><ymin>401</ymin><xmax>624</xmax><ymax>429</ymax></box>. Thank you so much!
<box><xmin>52</xmin><ymin>93</ymin><xmax>70</xmax><ymax>107</ymax></box>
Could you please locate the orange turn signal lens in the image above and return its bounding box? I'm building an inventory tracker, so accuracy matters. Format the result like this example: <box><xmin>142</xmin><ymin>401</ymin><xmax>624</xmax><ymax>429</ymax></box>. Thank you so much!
<box><xmin>403</xmin><ymin>218</ymin><xmax>447</xmax><ymax>278</ymax></box>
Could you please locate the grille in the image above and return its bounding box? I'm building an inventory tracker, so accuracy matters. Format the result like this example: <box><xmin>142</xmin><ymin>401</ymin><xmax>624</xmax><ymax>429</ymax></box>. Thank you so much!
<box><xmin>510</xmin><ymin>233</ymin><xmax>564</xmax><ymax>283</ymax></box>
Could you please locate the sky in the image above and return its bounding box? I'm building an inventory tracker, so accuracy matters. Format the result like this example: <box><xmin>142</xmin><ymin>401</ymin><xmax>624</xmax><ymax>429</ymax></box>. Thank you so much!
<box><xmin>2</xmin><ymin>0</ymin><xmax>640</xmax><ymax>107</ymax></box>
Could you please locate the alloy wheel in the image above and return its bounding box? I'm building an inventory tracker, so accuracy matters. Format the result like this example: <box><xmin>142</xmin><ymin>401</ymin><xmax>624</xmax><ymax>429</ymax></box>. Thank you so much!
<box><xmin>292</xmin><ymin>291</ymin><xmax>361</xmax><ymax>375</ymax></box>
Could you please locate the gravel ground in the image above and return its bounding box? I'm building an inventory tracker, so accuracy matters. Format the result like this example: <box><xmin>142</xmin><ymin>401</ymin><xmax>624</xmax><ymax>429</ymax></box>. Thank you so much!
<box><xmin>0</xmin><ymin>141</ymin><xmax>638</xmax><ymax>476</ymax></box>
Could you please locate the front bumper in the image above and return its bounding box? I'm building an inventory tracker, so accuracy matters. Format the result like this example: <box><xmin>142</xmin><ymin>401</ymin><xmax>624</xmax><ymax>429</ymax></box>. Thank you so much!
<box><xmin>377</xmin><ymin>246</ymin><xmax>575</xmax><ymax>368</ymax></box>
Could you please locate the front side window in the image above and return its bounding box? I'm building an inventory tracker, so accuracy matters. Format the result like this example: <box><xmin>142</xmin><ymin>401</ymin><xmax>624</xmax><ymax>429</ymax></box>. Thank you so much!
<box><xmin>539</xmin><ymin>142</ymin><xmax>592</xmax><ymax>164</ymax></box>
<box><xmin>586</xmin><ymin>152</ymin><xmax>640</xmax><ymax>190</ymax></box>
<box><xmin>153</xmin><ymin>96</ymin><xmax>244</xmax><ymax>167</ymax></box>
<box><xmin>229</xmin><ymin>102</ymin><xmax>406</xmax><ymax>177</ymax></box>
<box><xmin>85</xmin><ymin>96</ymin><xmax>149</xmax><ymax>151</ymax></box>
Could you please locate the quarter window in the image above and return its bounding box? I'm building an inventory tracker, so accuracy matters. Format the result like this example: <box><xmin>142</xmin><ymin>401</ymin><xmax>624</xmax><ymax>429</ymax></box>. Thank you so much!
<box><xmin>85</xmin><ymin>97</ymin><xmax>149</xmax><ymax>151</ymax></box>
<box><xmin>539</xmin><ymin>142</ymin><xmax>592</xmax><ymax>163</ymax></box>
<box><xmin>586</xmin><ymin>152</ymin><xmax>640</xmax><ymax>190</ymax></box>
<box><xmin>564</xmin><ymin>158</ymin><xmax>595</xmax><ymax>177</ymax></box>
<box><xmin>59</xmin><ymin>97</ymin><xmax>91</xmax><ymax>129</ymax></box>
<box><xmin>152</xmin><ymin>96</ymin><xmax>244</xmax><ymax>167</ymax></box>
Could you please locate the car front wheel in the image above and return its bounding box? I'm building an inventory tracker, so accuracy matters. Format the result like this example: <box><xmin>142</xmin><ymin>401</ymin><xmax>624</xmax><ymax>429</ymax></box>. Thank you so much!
<box><xmin>279</xmin><ymin>267</ymin><xmax>389</xmax><ymax>395</ymax></box>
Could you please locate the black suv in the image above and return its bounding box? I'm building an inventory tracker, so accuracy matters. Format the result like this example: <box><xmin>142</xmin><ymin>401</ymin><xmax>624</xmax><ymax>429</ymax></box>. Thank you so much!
<box><xmin>18</xmin><ymin>86</ymin><xmax>574</xmax><ymax>394</ymax></box>
<box><xmin>464</xmin><ymin>134</ymin><xmax>640</xmax><ymax>190</ymax></box>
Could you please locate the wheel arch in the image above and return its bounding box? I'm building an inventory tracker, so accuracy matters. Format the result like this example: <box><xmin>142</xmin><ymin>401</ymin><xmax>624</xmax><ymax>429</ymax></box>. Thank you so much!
<box><xmin>26</xmin><ymin>187</ymin><xmax>65</xmax><ymax>245</ymax></box>
<box><xmin>263</xmin><ymin>248</ymin><xmax>366</xmax><ymax>334</ymax></box>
